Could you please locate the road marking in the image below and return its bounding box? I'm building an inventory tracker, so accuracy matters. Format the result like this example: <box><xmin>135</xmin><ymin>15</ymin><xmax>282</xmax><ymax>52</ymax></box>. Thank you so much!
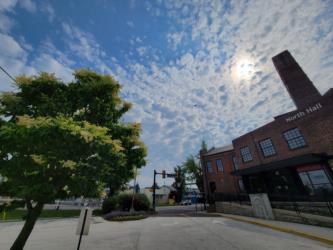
<box><xmin>161</xmin><ymin>221</ymin><xmax>179</xmax><ymax>226</ymax></box>
<box><xmin>212</xmin><ymin>219</ymin><xmax>226</xmax><ymax>225</ymax></box>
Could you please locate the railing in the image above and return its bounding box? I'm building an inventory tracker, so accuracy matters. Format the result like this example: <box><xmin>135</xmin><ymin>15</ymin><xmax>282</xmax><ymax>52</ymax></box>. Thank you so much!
<box><xmin>213</xmin><ymin>192</ymin><xmax>333</xmax><ymax>217</ymax></box>
<box><xmin>268</xmin><ymin>193</ymin><xmax>333</xmax><ymax>217</ymax></box>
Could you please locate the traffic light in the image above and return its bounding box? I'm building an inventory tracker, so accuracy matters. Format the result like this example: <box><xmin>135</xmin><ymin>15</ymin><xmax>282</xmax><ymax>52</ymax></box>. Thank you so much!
<box><xmin>176</xmin><ymin>170</ymin><xmax>179</xmax><ymax>178</ymax></box>
<box><xmin>162</xmin><ymin>170</ymin><xmax>166</xmax><ymax>178</ymax></box>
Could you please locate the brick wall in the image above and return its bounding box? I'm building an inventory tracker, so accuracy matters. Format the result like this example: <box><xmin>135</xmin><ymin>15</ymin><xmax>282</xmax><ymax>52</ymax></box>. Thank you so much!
<box><xmin>233</xmin><ymin>94</ymin><xmax>333</xmax><ymax>171</ymax></box>
<box><xmin>201</xmin><ymin>150</ymin><xmax>240</xmax><ymax>195</ymax></box>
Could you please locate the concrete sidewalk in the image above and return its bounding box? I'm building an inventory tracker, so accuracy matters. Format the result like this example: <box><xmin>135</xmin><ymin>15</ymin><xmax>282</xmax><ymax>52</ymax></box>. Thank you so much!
<box><xmin>215</xmin><ymin>213</ymin><xmax>333</xmax><ymax>245</ymax></box>
<box><xmin>1</xmin><ymin>216</ymin><xmax>331</xmax><ymax>249</ymax></box>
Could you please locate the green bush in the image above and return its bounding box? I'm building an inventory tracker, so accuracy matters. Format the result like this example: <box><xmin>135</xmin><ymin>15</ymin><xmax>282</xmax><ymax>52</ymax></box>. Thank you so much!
<box><xmin>102</xmin><ymin>193</ymin><xmax>150</xmax><ymax>214</ymax></box>
<box><xmin>117</xmin><ymin>194</ymin><xmax>132</xmax><ymax>211</ymax></box>
<box><xmin>102</xmin><ymin>196</ymin><xmax>118</xmax><ymax>214</ymax></box>
<box><xmin>133</xmin><ymin>194</ymin><xmax>150</xmax><ymax>211</ymax></box>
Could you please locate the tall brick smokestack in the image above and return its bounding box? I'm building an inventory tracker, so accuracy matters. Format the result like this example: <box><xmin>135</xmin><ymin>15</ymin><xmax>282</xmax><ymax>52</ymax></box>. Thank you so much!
<box><xmin>272</xmin><ymin>50</ymin><xmax>321</xmax><ymax>110</ymax></box>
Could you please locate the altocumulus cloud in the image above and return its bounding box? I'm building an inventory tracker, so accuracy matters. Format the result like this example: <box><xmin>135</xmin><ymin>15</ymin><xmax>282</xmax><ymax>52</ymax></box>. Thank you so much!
<box><xmin>0</xmin><ymin>0</ymin><xmax>332</xmax><ymax>186</ymax></box>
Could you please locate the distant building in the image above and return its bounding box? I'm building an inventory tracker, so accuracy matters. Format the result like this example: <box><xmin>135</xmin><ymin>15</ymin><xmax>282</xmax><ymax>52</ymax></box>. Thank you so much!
<box><xmin>201</xmin><ymin>50</ymin><xmax>333</xmax><ymax>200</ymax></box>
<box><xmin>142</xmin><ymin>185</ymin><xmax>175</xmax><ymax>205</ymax></box>
<box><xmin>201</xmin><ymin>145</ymin><xmax>240</xmax><ymax>200</ymax></box>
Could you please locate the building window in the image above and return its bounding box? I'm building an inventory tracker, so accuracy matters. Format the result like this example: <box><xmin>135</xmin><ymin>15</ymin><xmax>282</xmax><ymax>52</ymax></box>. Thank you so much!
<box><xmin>240</xmin><ymin>146</ymin><xmax>253</xmax><ymax>162</ymax></box>
<box><xmin>283</xmin><ymin>128</ymin><xmax>307</xmax><ymax>150</ymax></box>
<box><xmin>232</xmin><ymin>156</ymin><xmax>238</xmax><ymax>170</ymax></box>
<box><xmin>299</xmin><ymin>170</ymin><xmax>333</xmax><ymax>195</ymax></box>
<box><xmin>216</xmin><ymin>159</ymin><xmax>224</xmax><ymax>172</ymax></box>
<box><xmin>207</xmin><ymin>161</ymin><xmax>213</xmax><ymax>173</ymax></box>
<box><xmin>259</xmin><ymin>138</ymin><xmax>277</xmax><ymax>157</ymax></box>
<box><xmin>238</xmin><ymin>179</ymin><xmax>245</xmax><ymax>192</ymax></box>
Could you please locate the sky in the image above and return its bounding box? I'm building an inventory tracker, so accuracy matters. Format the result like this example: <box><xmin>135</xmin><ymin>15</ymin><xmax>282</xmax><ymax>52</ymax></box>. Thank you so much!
<box><xmin>1</xmin><ymin>0</ymin><xmax>333</xmax><ymax>188</ymax></box>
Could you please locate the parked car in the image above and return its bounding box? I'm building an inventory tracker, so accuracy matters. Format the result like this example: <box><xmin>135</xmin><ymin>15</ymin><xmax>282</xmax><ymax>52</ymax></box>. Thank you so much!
<box><xmin>180</xmin><ymin>199</ymin><xmax>192</xmax><ymax>205</ymax></box>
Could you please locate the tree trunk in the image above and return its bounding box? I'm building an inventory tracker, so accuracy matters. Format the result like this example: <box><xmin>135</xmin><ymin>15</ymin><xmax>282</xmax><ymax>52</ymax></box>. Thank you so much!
<box><xmin>10</xmin><ymin>201</ymin><xmax>44</xmax><ymax>250</ymax></box>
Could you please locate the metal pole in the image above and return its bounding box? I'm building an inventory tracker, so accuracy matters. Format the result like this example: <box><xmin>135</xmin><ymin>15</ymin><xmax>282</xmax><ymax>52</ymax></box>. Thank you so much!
<box><xmin>153</xmin><ymin>170</ymin><xmax>156</xmax><ymax>211</ymax></box>
<box><xmin>77</xmin><ymin>208</ymin><xmax>88</xmax><ymax>250</ymax></box>
<box><xmin>195</xmin><ymin>194</ymin><xmax>198</xmax><ymax>216</ymax></box>
<box><xmin>130</xmin><ymin>166</ymin><xmax>137</xmax><ymax>213</ymax></box>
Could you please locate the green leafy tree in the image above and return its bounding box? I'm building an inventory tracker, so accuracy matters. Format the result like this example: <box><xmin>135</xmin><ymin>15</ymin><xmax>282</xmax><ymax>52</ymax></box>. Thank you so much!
<box><xmin>182</xmin><ymin>140</ymin><xmax>207</xmax><ymax>193</ymax></box>
<box><xmin>0</xmin><ymin>70</ymin><xmax>147</xmax><ymax>250</ymax></box>
<box><xmin>172</xmin><ymin>166</ymin><xmax>186</xmax><ymax>203</ymax></box>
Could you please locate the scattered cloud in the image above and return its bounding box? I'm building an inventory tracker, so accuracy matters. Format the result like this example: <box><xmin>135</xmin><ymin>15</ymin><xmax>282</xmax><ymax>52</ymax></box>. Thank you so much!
<box><xmin>61</xmin><ymin>22</ymin><xmax>112</xmax><ymax>74</ymax></box>
<box><xmin>167</xmin><ymin>31</ymin><xmax>185</xmax><ymax>50</ymax></box>
<box><xmin>136</xmin><ymin>46</ymin><xmax>147</xmax><ymax>56</ymax></box>
<box><xmin>0</xmin><ymin>0</ymin><xmax>18</xmax><ymax>11</ymax></box>
<box><xmin>127</xmin><ymin>21</ymin><xmax>134</xmax><ymax>28</ymax></box>
<box><xmin>41</xmin><ymin>2</ymin><xmax>55</xmax><ymax>22</ymax></box>
<box><xmin>0</xmin><ymin>0</ymin><xmax>333</xmax><ymax>187</ymax></box>
<box><xmin>117</xmin><ymin>0</ymin><xmax>333</xmax><ymax>179</ymax></box>
<box><xmin>18</xmin><ymin>0</ymin><xmax>36</xmax><ymax>13</ymax></box>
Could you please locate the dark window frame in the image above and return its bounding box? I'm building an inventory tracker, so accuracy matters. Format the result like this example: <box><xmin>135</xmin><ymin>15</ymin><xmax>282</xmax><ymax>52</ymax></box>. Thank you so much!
<box><xmin>206</xmin><ymin>161</ymin><xmax>213</xmax><ymax>173</ymax></box>
<box><xmin>232</xmin><ymin>156</ymin><xmax>238</xmax><ymax>170</ymax></box>
<box><xmin>283</xmin><ymin>127</ymin><xmax>307</xmax><ymax>150</ymax></box>
<box><xmin>240</xmin><ymin>146</ymin><xmax>253</xmax><ymax>163</ymax></box>
<box><xmin>216</xmin><ymin>159</ymin><xmax>224</xmax><ymax>172</ymax></box>
<box><xmin>298</xmin><ymin>169</ymin><xmax>333</xmax><ymax>195</ymax></box>
<box><xmin>259</xmin><ymin>138</ymin><xmax>277</xmax><ymax>158</ymax></box>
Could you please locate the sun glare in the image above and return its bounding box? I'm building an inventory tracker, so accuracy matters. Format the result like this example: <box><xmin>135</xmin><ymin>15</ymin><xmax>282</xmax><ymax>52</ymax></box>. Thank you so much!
<box><xmin>236</xmin><ymin>58</ymin><xmax>254</xmax><ymax>80</ymax></box>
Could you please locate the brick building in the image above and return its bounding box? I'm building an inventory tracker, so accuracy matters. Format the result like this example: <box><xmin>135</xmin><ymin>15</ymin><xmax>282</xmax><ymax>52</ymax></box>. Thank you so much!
<box><xmin>201</xmin><ymin>50</ymin><xmax>333</xmax><ymax>200</ymax></box>
<box><xmin>200</xmin><ymin>145</ymin><xmax>240</xmax><ymax>198</ymax></box>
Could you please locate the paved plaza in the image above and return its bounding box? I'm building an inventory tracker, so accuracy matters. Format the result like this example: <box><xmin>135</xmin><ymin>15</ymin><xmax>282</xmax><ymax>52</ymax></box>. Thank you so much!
<box><xmin>0</xmin><ymin>213</ymin><xmax>331</xmax><ymax>250</ymax></box>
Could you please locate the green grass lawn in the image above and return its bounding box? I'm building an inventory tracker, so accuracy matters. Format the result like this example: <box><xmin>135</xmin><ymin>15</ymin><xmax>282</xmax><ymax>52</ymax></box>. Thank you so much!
<box><xmin>0</xmin><ymin>209</ymin><xmax>82</xmax><ymax>221</ymax></box>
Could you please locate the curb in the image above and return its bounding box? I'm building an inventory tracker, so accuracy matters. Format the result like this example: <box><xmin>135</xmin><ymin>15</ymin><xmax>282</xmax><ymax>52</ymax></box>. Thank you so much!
<box><xmin>220</xmin><ymin>214</ymin><xmax>333</xmax><ymax>246</ymax></box>
<box><xmin>0</xmin><ymin>216</ymin><xmax>80</xmax><ymax>223</ymax></box>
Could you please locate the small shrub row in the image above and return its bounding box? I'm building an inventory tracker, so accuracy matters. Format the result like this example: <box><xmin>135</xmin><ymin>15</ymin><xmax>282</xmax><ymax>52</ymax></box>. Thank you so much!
<box><xmin>102</xmin><ymin>193</ymin><xmax>150</xmax><ymax>214</ymax></box>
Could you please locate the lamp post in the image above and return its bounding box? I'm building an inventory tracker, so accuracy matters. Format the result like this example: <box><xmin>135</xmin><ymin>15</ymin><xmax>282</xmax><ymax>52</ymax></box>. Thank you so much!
<box><xmin>130</xmin><ymin>166</ymin><xmax>137</xmax><ymax>213</ymax></box>
<box><xmin>129</xmin><ymin>145</ymin><xmax>140</xmax><ymax>213</ymax></box>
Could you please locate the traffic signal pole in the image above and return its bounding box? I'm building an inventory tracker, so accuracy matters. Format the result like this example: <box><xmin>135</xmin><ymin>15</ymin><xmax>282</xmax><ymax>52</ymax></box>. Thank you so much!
<box><xmin>152</xmin><ymin>170</ymin><xmax>176</xmax><ymax>212</ymax></box>
<box><xmin>152</xmin><ymin>170</ymin><xmax>156</xmax><ymax>211</ymax></box>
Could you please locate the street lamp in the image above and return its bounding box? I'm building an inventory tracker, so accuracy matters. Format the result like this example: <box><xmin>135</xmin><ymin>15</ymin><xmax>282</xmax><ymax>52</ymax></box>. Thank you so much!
<box><xmin>130</xmin><ymin>145</ymin><xmax>140</xmax><ymax>213</ymax></box>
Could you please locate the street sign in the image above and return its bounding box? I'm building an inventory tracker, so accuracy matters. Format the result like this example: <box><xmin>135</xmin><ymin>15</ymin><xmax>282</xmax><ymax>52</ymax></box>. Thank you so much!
<box><xmin>76</xmin><ymin>207</ymin><xmax>92</xmax><ymax>235</ymax></box>
<box><xmin>166</xmin><ymin>174</ymin><xmax>176</xmax><ymax>178</ymax></box>
<box><xmin>76</xmin><ymin>207</ymin><xmax>92</xmax><ymax>250</ymax></box>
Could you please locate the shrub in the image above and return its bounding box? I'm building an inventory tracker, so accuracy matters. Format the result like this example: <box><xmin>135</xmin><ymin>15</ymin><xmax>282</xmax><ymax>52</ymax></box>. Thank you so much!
<box><xmin>102</xmin><ymin>193</ymin><xmax>150</xmax><ymax>214</ymax></box>
<box><xmin>133</xmin><ymin>194</ymin><xmax>150</xmax><ymax>211</ymax></box>
<box><xmin>117</xmin><ymin>193</ymin><xmax>150</xmax><ymax>211</ymax></box>
<box><xmin>102</xmin><ymin>196</ymin><xmax>118</xmax><ymax>214</ymax></box>
<box><xmin>117</xmin><ymin>194</ymin><xmax>132</xmax><ymax>211</ymax></box>
<box><xmin>111</xmin><ymin>215</ymin><xmax>146</xmax><ymax>221</ymax></box>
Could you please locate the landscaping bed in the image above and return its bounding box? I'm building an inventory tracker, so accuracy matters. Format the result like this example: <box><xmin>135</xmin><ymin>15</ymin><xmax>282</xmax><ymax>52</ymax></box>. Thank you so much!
<box><xmin>103</xmin><ymin>211</ymin><xmax>148</xmax><ymax>222</ymax></box>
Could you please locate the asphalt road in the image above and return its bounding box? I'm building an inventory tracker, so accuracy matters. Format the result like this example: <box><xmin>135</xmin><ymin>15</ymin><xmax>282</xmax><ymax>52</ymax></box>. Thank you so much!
<box><xmin>0</xmin><ymin>211</ymin><xmax>331</xmax><ymax>250</ymax></box>
<box><xmin>156</xmin><ymin>204</ymin><xmax>206</xmax><ymax>216</ymax></box>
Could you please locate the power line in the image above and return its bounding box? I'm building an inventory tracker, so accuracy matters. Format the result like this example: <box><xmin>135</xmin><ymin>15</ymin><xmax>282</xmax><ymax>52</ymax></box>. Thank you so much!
<box><xmin>0</xmin><ymin>65</ymin><xmax>17</xmax><ymax>84</ymax></box>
